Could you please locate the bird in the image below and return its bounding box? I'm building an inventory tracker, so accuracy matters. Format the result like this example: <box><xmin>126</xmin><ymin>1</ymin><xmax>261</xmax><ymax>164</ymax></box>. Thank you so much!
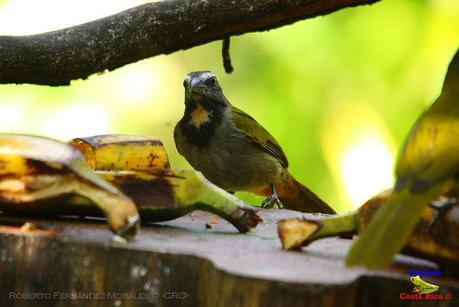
<box><xmin>174</xmin><ymin>71</ymin><xmax>335</xmax><ymax>214</ymax></box>
<box><xmin>346</xmin><ymin>49</ymin><xmax>459</xmax><ymax>269</ymax></box>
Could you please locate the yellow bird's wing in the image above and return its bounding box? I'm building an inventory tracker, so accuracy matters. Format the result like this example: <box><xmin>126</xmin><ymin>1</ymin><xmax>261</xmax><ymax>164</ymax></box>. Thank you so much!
<box><xmin>396</xmin><ymin>109</ymin><xmax>459</xmax><ymax>183</ymax></box>
<box><xmin>397</xmin><ymin>49</ymin><xmax>459</xmax><ymax>182</ymax></box>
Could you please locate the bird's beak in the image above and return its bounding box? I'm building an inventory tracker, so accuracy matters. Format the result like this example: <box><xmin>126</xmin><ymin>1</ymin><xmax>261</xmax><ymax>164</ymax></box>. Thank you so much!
<box><xmin>190</xmin><ymin>78</ymin><xmax>200</xmax><ymax>89</ymax></box>
<box><xmin>189</xmin><ymin>79</ymin><xmax>207</xmax><ymax>98</ymax></box>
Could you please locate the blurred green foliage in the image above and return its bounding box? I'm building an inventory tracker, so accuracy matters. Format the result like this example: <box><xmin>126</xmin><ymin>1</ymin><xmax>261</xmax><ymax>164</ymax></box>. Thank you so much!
<box><xmin>0</xmin><ymin>0</ymin><xmax>458</xmax><ymax>211</ymax></box>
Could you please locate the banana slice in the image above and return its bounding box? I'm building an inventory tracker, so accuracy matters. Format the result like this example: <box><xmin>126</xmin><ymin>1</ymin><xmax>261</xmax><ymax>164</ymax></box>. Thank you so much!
<box><xmin>0</xmin><ymin>134</ymin><xmax>140</xmax><ymax>237</ymax></box>
<box><xmin>70</xmin><ymin>134</ymin><xmax>170</xmax><ymax>171</ymax></box>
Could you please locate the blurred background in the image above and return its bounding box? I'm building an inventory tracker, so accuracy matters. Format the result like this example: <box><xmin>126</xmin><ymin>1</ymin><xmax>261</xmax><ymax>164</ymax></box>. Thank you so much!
<box><xmin>0</xmin><ymin>0</ymin><xmax>457</xmax><ymax>212</ymax></box>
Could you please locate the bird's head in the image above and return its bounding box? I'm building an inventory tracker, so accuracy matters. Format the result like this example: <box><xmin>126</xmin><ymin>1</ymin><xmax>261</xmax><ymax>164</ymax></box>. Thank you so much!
<box><xmin>181</xmin><ymin>71</ymin><xmax>229</xmax><ymax>129</ymax></box>
<box><xmin>183</xmin><ymin>71</ymin><xmax>228</xmax><ymax>107</ymax></box>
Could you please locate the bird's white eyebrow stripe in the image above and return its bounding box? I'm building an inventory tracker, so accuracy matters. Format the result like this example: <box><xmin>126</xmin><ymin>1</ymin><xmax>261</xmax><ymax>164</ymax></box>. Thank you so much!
<box><xmin>200</xmin><ymin>72</ymin><xmax>215</xmax><ymax>81</ymax></box>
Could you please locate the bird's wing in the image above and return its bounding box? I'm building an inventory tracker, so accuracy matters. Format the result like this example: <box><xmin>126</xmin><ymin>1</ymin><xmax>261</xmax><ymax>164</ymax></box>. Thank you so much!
<box><xmin>397</xmin><ymin>50</ymin><xmax>459</xmax><ymax>183</ymax></box>
<box><xmin>231</xmin><ymin>106</ymin><xmax>289</xmax><ymax>168</ymax></box>
<box><xmin>396</xmin><ymin>111</ymin><xmax>459</xmax><ymax>184</ymax></box>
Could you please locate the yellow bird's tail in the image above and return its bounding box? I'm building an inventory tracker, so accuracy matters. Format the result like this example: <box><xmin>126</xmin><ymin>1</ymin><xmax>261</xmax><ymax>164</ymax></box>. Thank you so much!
<box><xmin>346</xmin><ymin>180</ymin><xmax>453</xmax><ymax>269</ymax></box>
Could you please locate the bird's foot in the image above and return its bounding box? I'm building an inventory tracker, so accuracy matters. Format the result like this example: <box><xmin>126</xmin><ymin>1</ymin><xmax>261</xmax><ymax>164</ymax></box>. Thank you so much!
<box><xmin>261</xmin><ymin>193</ymin><xmax>283</xmax><ymax>209</ymax></box>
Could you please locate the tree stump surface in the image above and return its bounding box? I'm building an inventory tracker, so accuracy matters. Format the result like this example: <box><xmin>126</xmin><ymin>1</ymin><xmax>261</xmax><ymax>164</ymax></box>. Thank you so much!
<box><xmin>0</xmin><ymin>208</ymin><xmax>457</xmax><ymax>306</ymax></box>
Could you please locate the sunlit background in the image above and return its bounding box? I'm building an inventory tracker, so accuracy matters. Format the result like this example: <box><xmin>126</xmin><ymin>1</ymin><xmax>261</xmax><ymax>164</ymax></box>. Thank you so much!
<box><xmin>0</xmin><ymin>0</ymin><xmax>458</xmax><ymax>212</ymax></box>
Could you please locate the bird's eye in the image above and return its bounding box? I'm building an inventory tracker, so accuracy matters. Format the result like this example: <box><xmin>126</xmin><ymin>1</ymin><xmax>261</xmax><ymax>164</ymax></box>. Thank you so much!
<box><xmin>207</xmin><ymin>77</ymin><xmax>217</xmax><ymax>86</ymax></box>
<box><xmin>183</xmin><ymin>79</ymin><xmax>189</xmax><ymax>88</ymax></box>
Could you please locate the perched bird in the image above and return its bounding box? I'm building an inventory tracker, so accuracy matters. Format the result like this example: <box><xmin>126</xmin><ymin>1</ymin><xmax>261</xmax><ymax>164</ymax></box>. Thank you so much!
<box><xmin>174</xmin><ymin>71</ymin><xmax>335</xmax><ymax>214</ymax></box>
<box><xmin>346</xmin><ymin>50</ymin><xmax>459</xmax><ymax>269</ymax></box>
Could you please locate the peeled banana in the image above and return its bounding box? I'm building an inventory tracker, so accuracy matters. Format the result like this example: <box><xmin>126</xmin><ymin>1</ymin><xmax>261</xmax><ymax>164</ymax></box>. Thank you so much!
<box><xmin>278</xmin><ymin>190</ymin><xmax>459</xmax><ymax>270</ymax></box>
<box><xmin>70</xmin><ymin>134</ymin><xmax>170</xmax><ymax>171</ymax></box>
<box><xmin>0</xmin><ymin>134</ymin><xmax>140</xmax><ymax>237</ymax></box>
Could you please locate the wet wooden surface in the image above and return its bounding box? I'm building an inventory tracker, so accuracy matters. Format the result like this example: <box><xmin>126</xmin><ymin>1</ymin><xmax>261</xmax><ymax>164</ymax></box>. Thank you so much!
<box><xmin>0</xmin><ymin>209</ymin><xmax>458</xmax><ymax>306</ymax></box>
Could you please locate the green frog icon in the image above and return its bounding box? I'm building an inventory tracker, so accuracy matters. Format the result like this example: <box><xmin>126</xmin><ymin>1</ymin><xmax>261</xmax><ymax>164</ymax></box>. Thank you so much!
<box><xmin>410</xmin><ymin>275</ymin><xmax>439</xmax><ymax>294</ymax></box>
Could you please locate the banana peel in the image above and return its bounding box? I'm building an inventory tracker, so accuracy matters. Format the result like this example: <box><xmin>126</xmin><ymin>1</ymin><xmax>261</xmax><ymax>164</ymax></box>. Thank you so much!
<box><xmin>278</xmin><ymin>190</ymin><xmax>459</xmax><ymax>270</ymax></box>
<box><xmin>70</xmin><ymin>134</ymin><xmax>261</xmax><ymax>232</ymax></box>
<box><xmin>73</xmin><ymin>169</ymin><xmax>261</xmax><ymax>232</ymax></box>
<box><xmin>0</xmin><ymin>134</ymin><xmax>140</xmax><ymax>237</ymax></box>
<box><xmin>0</xmin><ymin>134</ymin><xmax>261</xmax><ymax>234</ymax></box>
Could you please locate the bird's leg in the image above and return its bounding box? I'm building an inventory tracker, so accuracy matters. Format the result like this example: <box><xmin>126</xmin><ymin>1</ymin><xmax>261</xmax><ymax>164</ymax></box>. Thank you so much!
<box><xmin>261</xmin><ymin>184</ymin><xmax>283</xmax><ymax>209</ymax></box>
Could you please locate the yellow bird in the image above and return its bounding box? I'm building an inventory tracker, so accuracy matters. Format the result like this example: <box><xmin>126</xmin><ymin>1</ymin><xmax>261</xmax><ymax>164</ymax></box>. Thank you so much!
<box><xmin>346</xmin><ymin>49</ymin><xmax>459</xmax><ymax>269</ymax></box>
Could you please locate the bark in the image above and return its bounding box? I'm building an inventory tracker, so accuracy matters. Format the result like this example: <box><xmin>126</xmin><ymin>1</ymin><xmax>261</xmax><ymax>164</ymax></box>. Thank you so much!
<box><xmin>0</xmin><ymin>0</ymin><xmax>378</xmax><ymax>86</ymax></box>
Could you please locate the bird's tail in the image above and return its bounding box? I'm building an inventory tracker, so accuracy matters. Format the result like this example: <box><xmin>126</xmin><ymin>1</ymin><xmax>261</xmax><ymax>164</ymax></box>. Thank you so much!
<box><xmin>275</xmin><ymin>171</ymin><xmax>336</xmax><ymax>214</ymax></box>
<box><xmin>346</xmin><ymin>180</ymin><xmax>453</xmax><ymax>269</ymax></box>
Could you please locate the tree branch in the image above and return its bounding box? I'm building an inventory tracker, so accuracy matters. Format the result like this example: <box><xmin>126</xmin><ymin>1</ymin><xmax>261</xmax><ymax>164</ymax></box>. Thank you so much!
<box><xmin>0</xmin><ymin>0</ymin><xmax>379</xmax><ymax>86</ymax></box>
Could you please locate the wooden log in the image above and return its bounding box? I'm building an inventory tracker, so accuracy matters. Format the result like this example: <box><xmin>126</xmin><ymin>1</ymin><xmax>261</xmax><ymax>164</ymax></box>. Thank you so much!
<box><xmin>0</xmin><ymin>209</ymin><xmax>457</xmax><ymax>306</ymax></box>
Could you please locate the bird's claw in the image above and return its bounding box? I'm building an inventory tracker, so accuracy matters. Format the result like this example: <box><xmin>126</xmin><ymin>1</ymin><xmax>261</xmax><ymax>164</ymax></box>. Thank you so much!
<box><xmin>261</xmin><ymin>194</ymin><xmax>283</xmax><ymax>209</ymax></box>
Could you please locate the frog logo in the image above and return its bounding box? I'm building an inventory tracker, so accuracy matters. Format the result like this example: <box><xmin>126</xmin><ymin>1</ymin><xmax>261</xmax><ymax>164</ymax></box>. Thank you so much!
<box><xmin>410</xmin><ymin>275</ymin><xmax>439</xmax><ymax>294</ymax></box>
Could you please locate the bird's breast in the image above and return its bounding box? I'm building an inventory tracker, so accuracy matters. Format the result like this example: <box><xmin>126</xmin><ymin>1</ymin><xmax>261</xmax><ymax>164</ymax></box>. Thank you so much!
<box><xmin>174</xmin><ymin>120</ymin><xmax>283</xmax><ymax>192</ymax></box>
<box><xmin>189</xmin><ymin>104</ymin><xmax>212</xmax><ymax>128</ymax></box>
<box><xmin>175</xmin><ymin>103</ymin><xmax>226</xmax><ymax>147</ymax></box>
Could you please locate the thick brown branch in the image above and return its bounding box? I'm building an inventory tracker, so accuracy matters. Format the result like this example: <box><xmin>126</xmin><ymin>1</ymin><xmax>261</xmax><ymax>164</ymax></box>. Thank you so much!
<box><xmin>0</xmin><ymin>0</ymin><xmax>378</xmax><ymax>86</ymax></box>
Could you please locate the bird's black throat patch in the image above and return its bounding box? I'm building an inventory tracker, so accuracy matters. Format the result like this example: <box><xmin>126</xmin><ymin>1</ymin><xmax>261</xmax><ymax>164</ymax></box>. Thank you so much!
<box><xmin>178</xmin><ymin>97</ymin><xmax>225</xmax><ymax>147</ymax></box>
